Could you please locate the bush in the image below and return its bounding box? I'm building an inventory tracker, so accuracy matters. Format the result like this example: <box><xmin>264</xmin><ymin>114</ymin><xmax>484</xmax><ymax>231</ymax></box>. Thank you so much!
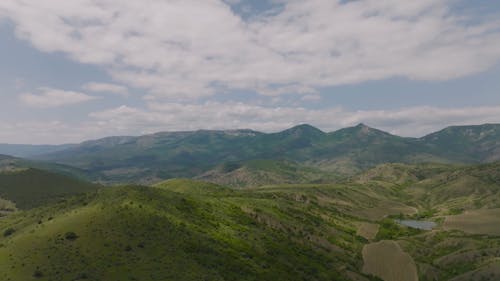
<box><xmin>376</xmin><ymin>219</ymin><xmax>421</xmax><ymax>240</ymax></box>
<box><xmin>76</xmin><ymin>272</ymin><xmax>88</xmax><ymax>279</ymax></box>
<box><xmin>3</xmin><ymin>228</ymin><xmax>15</xmax><ymax>237</ymax></box>
<box><xmin>65</xmin><ymin>232</ymin><xmax>78</xmax><ymax>241</ymax></box>
<box><xmin>33</xmin><ymin>270</ymin><xmax>43</xmax><ymax>278</ymax></box>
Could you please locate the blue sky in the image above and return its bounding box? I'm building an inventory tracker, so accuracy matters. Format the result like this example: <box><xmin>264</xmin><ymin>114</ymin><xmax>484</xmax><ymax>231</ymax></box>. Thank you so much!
<box><xmin>0</xmin><ymin>0</ymin><xmax>500</xmax><ymax>144</ymax></box>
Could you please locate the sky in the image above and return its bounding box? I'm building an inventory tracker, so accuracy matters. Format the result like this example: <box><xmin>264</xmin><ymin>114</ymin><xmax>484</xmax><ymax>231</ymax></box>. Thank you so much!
<box><xmin>1</xmin><ymin>0</ymin><xmax>500</xmax><ymax>144</ymax></box>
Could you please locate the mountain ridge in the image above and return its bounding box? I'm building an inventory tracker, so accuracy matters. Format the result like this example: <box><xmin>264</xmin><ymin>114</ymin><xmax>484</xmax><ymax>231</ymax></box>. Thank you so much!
<box><xmin>1</xmin><ymin>123</ymin><xmax>499</xmax><ymax>183</ymax></box>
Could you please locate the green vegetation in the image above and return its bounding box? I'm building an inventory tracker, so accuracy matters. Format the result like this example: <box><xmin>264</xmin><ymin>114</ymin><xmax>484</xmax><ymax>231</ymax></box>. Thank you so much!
<box><xmin>0</xmin><ymin>181</ymin><xmax>376</xmax><ymax>281</ymax></box>
<box><xmin>197</xmin><ymin>159</ymin><xmax>339</xmax><ymax>188</ymax></box>
<box><xmin>3</xmin><ymin>227</ymin><xmax>14</xmax><ymax>237</ymax></box>
<box><xmin>0</xmin><ymin>168</ymin><xmax>100</xmax><ymax>209</ymax></box>
<box><xmin>376</xmin><ymin>219</ymin><xmax>422</xmax><ymax>240</ymax></box>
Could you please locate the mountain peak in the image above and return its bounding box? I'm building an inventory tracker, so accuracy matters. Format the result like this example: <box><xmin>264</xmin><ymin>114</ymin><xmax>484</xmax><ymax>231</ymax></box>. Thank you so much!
<box><xmin>330</xmin><ymin>123</ymin><xmax>395</xmax><ymax>139</ymax></box>
<box><xmin>353</xmin><ymin>123</ymin><xmax>379</xmax><ymax>134</ymax></box>
<box><xmin>283</xmin><ymin>124</ymin><xmax>324</xmax><ymax>135</ymax></box>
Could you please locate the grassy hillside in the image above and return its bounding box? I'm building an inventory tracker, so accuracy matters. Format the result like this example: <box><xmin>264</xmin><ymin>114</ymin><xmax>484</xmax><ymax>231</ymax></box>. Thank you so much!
<box><xmin>354</xmin><ymin>162</ymin><xmax>500</xmax><ymax>212</ymax></box>
<box><xmin>0</xmin><ymin>180</ymin><xmax>383</xmax><ymax>281</ymax></box>
<box><xmin>196</xmin><ymin>159</ymin><xmax>339</xmax><ymax>188</ymax></box>
<box><xmin>0</xmin><ymin>163</ymin><xmax>499</xmax><ymax>280</ymax></box>
<box><xmin>0</xmin><ymin>168</ymin><xmax>101</xmax><ymax>209</ymax></box>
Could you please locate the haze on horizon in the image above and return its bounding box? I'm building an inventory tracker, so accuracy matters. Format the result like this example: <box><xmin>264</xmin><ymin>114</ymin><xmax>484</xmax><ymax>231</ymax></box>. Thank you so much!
<box><xmin>1</xmin><ymin>0</ymin><xmax>500</xmax><ymax>144</ymax></box>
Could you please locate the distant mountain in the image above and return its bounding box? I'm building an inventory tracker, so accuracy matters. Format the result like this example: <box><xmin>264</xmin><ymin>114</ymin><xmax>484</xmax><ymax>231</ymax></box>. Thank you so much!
<box><xmin>420</xmin><ymin>123</ymin><xmax>500</xmax><ymax>162</ymax></box>
<box><xmin>0</xmin><ymin>143</ymin><xmax>74</xmax><ymax>158</ymax></box>
<box><xmin>0</xmin><ymin>154</ymin><xmax>101</xmax><ymax>181</ymax></box>
<box><xmin>14</xmin><ymin>123</ymin><xmax>500</xmax><ymax>184</ymax></box>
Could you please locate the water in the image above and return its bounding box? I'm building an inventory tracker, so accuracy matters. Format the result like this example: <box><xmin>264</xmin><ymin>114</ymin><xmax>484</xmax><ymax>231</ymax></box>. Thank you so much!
<box><xmin>396</xmin><ymin>220</ymin><xmax>436</xmax><ymax>230</ymax></box>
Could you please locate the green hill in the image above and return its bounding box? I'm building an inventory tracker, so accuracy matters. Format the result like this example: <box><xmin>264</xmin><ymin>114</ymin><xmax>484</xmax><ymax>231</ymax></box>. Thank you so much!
<box><xmin>356</xmin><ymin>162</ymin><xmax>500</xmax><ymax>213</ymax></box>
<box><xmin>0</xmin><ymin>168</ymin><xmax>101</xmax><ymax>210</ymax></box>
<box><xmin>196</xmin><ymin>159</ymin><xmax>339</xmax><ymax>188</ymax></box>
<box><xmin>0</xmin><ymin>180</ymin><xmax>377</xmax><ymax>281</ymax></box>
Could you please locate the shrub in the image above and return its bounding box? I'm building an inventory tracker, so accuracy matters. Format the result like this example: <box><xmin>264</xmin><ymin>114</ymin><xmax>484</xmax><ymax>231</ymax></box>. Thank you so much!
<box><xmin>3</xmin><ymin>228</ymin><xmax>15</xmax><ymax>237</ymax></box>
<box><xmin>76</xmin><ymin>272</ymin><xmax>88</xmax><ymax>279</ymax></box>
<box><xmin>33</xmin><ymin>270</ymin><xmax>43</xmax><ymax>278</ymax></box>
<box><xmin>65</xmin><ymin>232</ymin><xmax>78</xmax><ymax>241</ymax></box>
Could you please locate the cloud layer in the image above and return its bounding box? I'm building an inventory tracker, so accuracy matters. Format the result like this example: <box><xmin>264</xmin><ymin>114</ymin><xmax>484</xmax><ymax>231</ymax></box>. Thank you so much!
<box><xmin>1</xmin><ymin>1</ymin><xmax>500</xmax><ymax>144</ymax></box>
<box><xmin>83</xmin><ymin>82</ymin><xmax>129</xmax><ymax>96</ymax></box>
<box><xmin>19</xmin><ymin>87</ymin><xmax>98</xmax><ymax>108</ymax></box>
<box><xmin>1</xmin><ymin>0</ymin><xmax>500</xmax><ymax>99</ymax></box>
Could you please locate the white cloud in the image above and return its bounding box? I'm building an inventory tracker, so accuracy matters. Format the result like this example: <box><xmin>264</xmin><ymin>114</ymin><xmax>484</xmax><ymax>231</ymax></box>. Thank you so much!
<box><xmin>0</xmin><ymin>0</ymin><xmax>499</xmax><ymax>99</ymax></box>
<box><xmin>301</xmin><ymin>94</ymin><xmax>322</xmax><ymax>102</ymax></box>
<box><xmin>83</xmin><ymin>82</ymin><xmax>129</xmax><ymax>96</ymax></box>
<box><xmin>1</xmin><ymin>102</ymin><xmax>500</xmax><ymax>144</ymax></box>
<box><xmin>19</xmin><ymin>87</ymin><xmax>98</xmax><ymax>108</ymax></box>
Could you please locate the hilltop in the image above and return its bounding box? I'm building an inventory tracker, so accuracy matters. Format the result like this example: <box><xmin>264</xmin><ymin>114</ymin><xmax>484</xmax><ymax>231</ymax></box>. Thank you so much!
<box><xmin>0</xmin><ymin>168</ymin><xmax>101</xmax><ymax>210</ymax></box>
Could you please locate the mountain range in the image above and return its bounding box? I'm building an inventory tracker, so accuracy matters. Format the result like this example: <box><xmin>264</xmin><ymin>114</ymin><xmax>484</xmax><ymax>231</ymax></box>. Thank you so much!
<box><xmin>1</xmin><ymin>123</ymin><xmax>499</xmax><ymax>184</ymax></box>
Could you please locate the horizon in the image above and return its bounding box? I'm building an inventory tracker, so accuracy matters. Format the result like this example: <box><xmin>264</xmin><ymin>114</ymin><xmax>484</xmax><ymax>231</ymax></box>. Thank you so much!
<box><xmin>1</xmin><ymin>121</ymin><xmax>498</xmax><ymax>146</ymax></box>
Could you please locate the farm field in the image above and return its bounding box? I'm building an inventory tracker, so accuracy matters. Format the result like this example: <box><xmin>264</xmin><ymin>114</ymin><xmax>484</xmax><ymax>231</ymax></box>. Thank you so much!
<box><xmin>443</xmin><ymin>208</ymin><xmax>500</xmax><ymax>236</ymax></box>
<box><xmin>362</xmin><ymin>240</ymin><xmax>418</xmax><ymax>281</ymax></box>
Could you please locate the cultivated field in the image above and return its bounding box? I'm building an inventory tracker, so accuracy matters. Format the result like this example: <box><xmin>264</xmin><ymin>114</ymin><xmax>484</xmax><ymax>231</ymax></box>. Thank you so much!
<box><xmin>444</xmin><ymin>208</ymin><xmax>500</xmax><ymax>236</ymax></box>
<box><xmin>362</xmin><ymin>240</ymin><xmax>418</xmax><ymax>281</ymax></box>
